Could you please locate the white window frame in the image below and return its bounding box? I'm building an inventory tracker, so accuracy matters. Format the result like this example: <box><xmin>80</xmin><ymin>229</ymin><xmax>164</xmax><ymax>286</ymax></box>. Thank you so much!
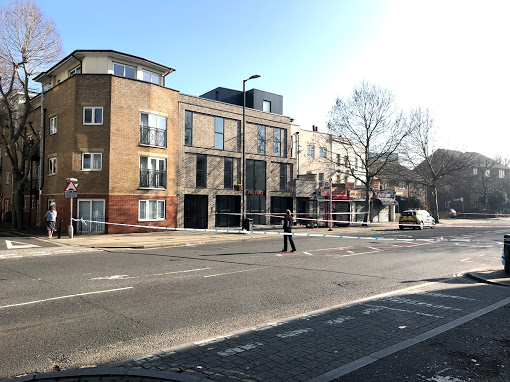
<box><xmin>307</xmin><ymin>145</ymin><xmax>315</xmax><ymax>158</ymax></box>
<box><xmin>49</xmin><ymin>116</ymin><xmax>57</xmax><ymax>135</ymax></box>
<box><xmin>142</xmin><ymin>69</ymin><xmax>162</xmax><ymax>85</ymax></box>
<box><xmin>499</xmin><ymin>170</ymin><xmax>505</xmax><ymax>179</ymax></box>
<box><xmin>83</xmin><ymin>107</ymin><xmax>103</xmax><ymax>125</ymax></box>
<box><xmin>485</xmin><ymin>169</ymin><xmax>490</xmax><ymax>177</ymax></box>
<box><xmin>319</xmin><ymin>147</ymin><xmax>327</xmax><ymax>158</ymax></box>
<box><xmin>69</xmin><ymin>66</ymin><xmax>81</xmax><ymax>77</ymax></box>
<box><xmin>81</xmin><ymin>152</ymin><xmax>102</xmax><ymax>171</ymax></box>
<box><xmin>138</xmin><ymin>199</ymin><xmax>166</xmax><ymax>221</ymax></box>
<box><xmin>398</xmin><ymin>181</ymin><xmax>406</xmax><ymax>190</ymax></box>
<box><xmin>113</xmin><ymin>62</ymin><xmax>136</xmax><ymax>79</ymax></box>
<box><xmin>48</xmin><ymin>157</ymin><xmax>57</xmax><ymax>175</ymax></box>
<box><xmin>5</xmin><ymin>171</ymin><xmax>10</xmax><ymax>184</ymax></box>
<box><xmin>48</xmin><ymin>198</ymin><xmax>55</xmax><ymax>210</ymax></box>
<box><xmin>473</xmin><ymin>168</ymin><xmax>478</xmax><ymax>175</ymax></box>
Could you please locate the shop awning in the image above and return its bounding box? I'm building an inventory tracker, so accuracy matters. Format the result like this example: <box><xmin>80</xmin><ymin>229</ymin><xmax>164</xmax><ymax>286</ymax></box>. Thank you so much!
<box><xmin>374</xmin><ymin>197</ymin><xmax>397</xmax><ymax>206</ymax></box>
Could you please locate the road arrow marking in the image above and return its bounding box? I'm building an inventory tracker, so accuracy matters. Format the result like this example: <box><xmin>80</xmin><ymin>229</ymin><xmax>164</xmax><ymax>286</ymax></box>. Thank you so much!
<box><xmin>5</xmin><ymin>240</ymin><xmax>40</xmax><ymax>249</ymax></box>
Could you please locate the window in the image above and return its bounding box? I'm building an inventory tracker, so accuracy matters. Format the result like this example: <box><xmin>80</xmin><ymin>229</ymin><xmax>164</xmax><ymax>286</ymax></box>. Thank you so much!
<box><xmin>142</xmin><ymin>69</ymin><xmax>161</xmax><ymax>85</ymax></box>
<box><xmin>48</xmin><ymin>198</ymin><xmax>55</xmax><ymax>210</ymax></box>
<box><xmin>196</xmin><ymin>154</ymin><xmax>207</xmax><ymax>188</ymax></box>
<box><xmin>83</xmin><ymin>107</ymin><xmax>103</xmax><ymax>125</ymax></box>
<box><xmin>4</xmin><ymin>200</ymin><xmax>8</xmax><ymax>212</ymax></box>
<box><xmin>214</xmin><ymin>117</ymin><xmax>224</xmax><ymax>150</ymax></box>
<box><xmin>485</xmin><ymin>169</ymin><xmax>490</xmax><ymax>177</ymax></box>
<box><xmin>307</xmin><ymin>145</ymin><xmax>315</xmax><ymax>158</ymax></box>
<box><xmin>336</xmin><ymin>154</ymin><xmax>341</xmax><ymax>165</ymax></box>
<box><xmin>49</xmin><ymin>116</ymin><xmax>57</xmax><ymax>135</ymax></box>
<box><xmin>139</xmin><ymin>200</ymin><xmax>165</xmax><ymax>221</ymax></box>
<box><xmin>257</xmin><ymin>125</ymin><xmax>266</xmax><ymax>154</ymax></box>
<box><xmin>69</xmin><ymin>66</ymin><xmax>81</xmax><ymax>77</ymax></box>
<box><xmin>280</xmin><ymin>163</ymin><xmax>288</xmax><ymax>191</ymax></box>
<box><xmin>82</xmin><ymin>153</ymin><xmax>102</xmax><ymax>171</ymax></box>
<box><xmin>139</xmin><ymin>156</ymin><xmax>166</xmax><ymax>188</ymax></box>
<box><xmin>318</xmin><ymin>173</ymin><xmax>324</xmax><ymax>188</ymax></box>
<box><xmin>499</xmin><ymin>170</ymin><xmax>505</xmax><ymax>178</ymax></box>
<box><xmin>224</xmin><ymin>157</ymin><xmax>233</xmax><ymax>189</ymax></box>
<box><xmin>263</xmin><ymin>100</ymin><xmax>271</xmax><ymax>113</ymax></box>
<box><xmin>140</xmin><ymin>112</ymin><xmax>167</xmax><ymax>147</ymax></box>
<box><xmin>473</xmin><ymin>168</ymin><xmax>478</xmax><ymax>175</ymax></box>
<box><xmin>185</xmin><ymin>111</ymin><xmax>193</xmax><ymax>146</ymax></box>
<box><xmin>5</xmin><ymin>171</ymin><xmax>9</xmax><ymax>184</ymax></box>
<box><xmin>319</xmin><ymin>147</ymin><xmax>327</xmax><ymax>158</ymax></box>
<box><xmin>48</xmin><ymin>157</ymin><xmax>56</xmax><ymax>175</ymax></box>
<box><xmin>113</xmin><ymin>62</ymin><xmax>136</xmax><ymax>79</ymax></box>
<box><xmin>398</xmin><ymin>181</ymin><xmax>406</xmax><ymax>189</ymax></box>
<box><xmin>273</xmin><ymin>127</ymin><xmax>281</xmax><ymax>156</ymax></box>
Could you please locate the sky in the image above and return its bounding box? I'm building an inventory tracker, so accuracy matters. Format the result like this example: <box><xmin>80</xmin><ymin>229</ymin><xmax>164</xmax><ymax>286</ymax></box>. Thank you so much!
<box><xmin>4</xmin><ymin>0</ymin><xmax>509</xmax><ymax>159</ymax></box>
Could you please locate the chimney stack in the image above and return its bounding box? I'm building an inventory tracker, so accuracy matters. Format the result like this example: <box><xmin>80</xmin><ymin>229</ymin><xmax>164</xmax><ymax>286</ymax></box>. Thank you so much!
<box><xmin>312</xmin><ymin>125</ymin><xmax>318</xmax><ymax>132</ymax></box>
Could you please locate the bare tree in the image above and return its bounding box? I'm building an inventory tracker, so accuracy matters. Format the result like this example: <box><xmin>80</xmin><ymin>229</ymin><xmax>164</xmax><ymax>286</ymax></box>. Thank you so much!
<box><xmin>327</xmin><ymin>81</ymin><xmax>408</xmax><ymax>223</ymax></box>
<box><xmin>0</xmin><ymin>0</ymin><xmax>62</xmax><ymax>229</ymax></box>
<box><xmin>401</xmin><ymin>108</ymin><xmax>473</xmax><ymax>222</ymax></box>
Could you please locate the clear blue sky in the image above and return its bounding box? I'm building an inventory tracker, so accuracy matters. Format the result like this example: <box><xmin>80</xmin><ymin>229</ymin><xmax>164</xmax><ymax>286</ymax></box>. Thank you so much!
<box><xmin>4</xmin><ymin>0</ymin><xmax>509</xmax><ymax>159</ymax></box>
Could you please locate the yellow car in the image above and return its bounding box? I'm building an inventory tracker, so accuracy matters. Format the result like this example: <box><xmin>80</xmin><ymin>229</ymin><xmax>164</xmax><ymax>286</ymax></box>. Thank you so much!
<box><xmin>399</xmin><ymin>209</ymin><xmax>436</xmax><ymax>230</ymax></box>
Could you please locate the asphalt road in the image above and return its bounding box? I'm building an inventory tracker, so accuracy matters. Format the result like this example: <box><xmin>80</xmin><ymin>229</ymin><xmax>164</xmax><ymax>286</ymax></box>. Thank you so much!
<box><xmin>0</xmin><ymin>225</ymin><xmax>505</xmax><ymax>379</ymax></box>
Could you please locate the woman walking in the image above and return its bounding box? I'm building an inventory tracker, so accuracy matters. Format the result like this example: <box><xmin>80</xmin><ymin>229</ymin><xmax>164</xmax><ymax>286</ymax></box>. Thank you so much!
<box><xmin>45</xmin><ymin>205</ymin><xmax>57</xmax><ymax>238</ymax></box>
<box><xmin>282</xmin><ymin>209</ymin><xmax>296</xmax><ymax>252</ymax></box>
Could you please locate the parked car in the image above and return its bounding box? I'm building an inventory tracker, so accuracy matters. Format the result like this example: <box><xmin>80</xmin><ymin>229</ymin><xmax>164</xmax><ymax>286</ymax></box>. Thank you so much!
<box><xmin>447</xmin><ymin>208</ymin><xmax>457</xmax><ymax>218</ymax></box>
<box><xmin>399</xmin><ymin>209</ymin><xmax>436</xmax><ymax>230</ymax></box>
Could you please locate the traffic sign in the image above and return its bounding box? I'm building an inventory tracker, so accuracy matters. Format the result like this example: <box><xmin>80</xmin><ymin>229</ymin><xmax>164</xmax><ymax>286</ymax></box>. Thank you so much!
<box><xmin>64</xmin><ymin>181</ymin><xmax>78</xmax><ymax>192</ymax></box>
<box><xmin>65</xmin><ymin>191</ymin><xmax>77</xmax><ymax>198</ymax></box>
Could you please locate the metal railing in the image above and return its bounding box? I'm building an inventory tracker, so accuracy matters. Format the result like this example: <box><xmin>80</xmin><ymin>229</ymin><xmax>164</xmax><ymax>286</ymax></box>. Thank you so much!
<box><xmin>140</xmin><ymin>125</ymin><xmax>167</xmax><ymax>148</ymax></box>
<box><xmin>139</xmin><ymin>169</ymin><xmax>166</xmax><ymax>188</ymax></box>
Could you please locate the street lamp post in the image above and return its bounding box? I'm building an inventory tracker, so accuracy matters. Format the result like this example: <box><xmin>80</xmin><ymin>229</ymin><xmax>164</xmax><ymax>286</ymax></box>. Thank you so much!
<box><xmin>241</xmin><ymin>74</ymin><xmax>260</xmax><ymax>229</ymax></box>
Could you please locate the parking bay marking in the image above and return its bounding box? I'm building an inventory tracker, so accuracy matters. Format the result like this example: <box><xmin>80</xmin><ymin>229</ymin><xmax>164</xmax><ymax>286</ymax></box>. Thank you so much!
<box><xmin>5</xmin><ymin>240</ymin><xmax>40</xmax><ymax>249</ymax></box>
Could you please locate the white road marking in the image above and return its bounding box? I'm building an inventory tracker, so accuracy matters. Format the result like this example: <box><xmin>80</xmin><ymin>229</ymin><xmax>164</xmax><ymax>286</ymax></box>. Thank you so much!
<box><xmin>276</xmin><ymin>328</ymin><xmax>313</xmax><ymax>338</ymax></box>
<box><xmin>414</xmin><ymin>292</ymin><xmax>476</xmax><ymax>301</ymax></box>
<box><xmin>203</xmin><ymin>268</ymin><xmax>261</xmax><ymax>278</ymax></box>
<box><xmin>5</xmin><ymin>240</ymin><xmax>40</xmax><ymax>249</ymax></box>
<box><xmin>303</xmin><ymin>251</ymin><xmax>314</xmax><ymax>256</ymax></box>
<box><xmin>91</xmin><ymin>275</ymin><xmax>135</xmax><ymax>280</ymax></box>
<box><xmin>363</xmin><ymin>304</ymin><xmax>444</xmax><ymax>319</ymax></box>
<box><xmin>0</xmin><ymin>253</ymin><xmax>23</xmax><ymax>259</ymax></box>
<box><xmin>380</xmin><ymin>296</ymin><xmax>462</xmax><ymax>311</ymax></box>
<box><xmin>327</xmin><ymin>316</ymin><xmax>355</xmax><ymax>325</ymax></box>
<box><xmin>459</xmin><ymin>258</ymin><xmax>472</xmax><ymax>262</ymax></box>
<box><xmin>0</xmin><ymin>287</ymin><xmax>134</xmax><ymax>309</ymax></box>
<box><xmin>148</xmin><ymin>267</ymin><xmax>211</xmax><ymax>277</ymax></box>
<box><xmin>217</xmin><ymin>342</ymin><xmax>264</xmax><ymax>356</ymax></box>
<box><xmin>91</xmin><ymin>267</ymin><xmax>212</xmax><ymax>281</ymax></box>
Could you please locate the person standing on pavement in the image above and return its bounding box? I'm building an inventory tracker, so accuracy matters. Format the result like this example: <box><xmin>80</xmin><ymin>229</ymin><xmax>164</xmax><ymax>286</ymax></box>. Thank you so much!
<box><xmin>45</xmin><ymin>205</ymin><xmax>57</xmax><ymax>238</ymax></box>
<box><xmin>282</xmin><ymin>209</ymin><xmax>296</xmax><ymax>252</ymax></box>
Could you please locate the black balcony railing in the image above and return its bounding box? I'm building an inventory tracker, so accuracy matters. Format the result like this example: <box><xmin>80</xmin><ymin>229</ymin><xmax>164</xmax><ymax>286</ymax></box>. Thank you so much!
<box><xmin>140</xmin><ymin>125</ymin><xmax>167</xmax><ymax>148</ymax></box>
<box><xmin>139</xmin><ymin>169</ymin><xmax>166</xmax><ymax>188</ymax></box>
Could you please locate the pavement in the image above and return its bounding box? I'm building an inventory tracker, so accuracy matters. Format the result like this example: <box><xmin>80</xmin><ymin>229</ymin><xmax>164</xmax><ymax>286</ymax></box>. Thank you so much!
<box><xmin>3</xmin><ymin>218</ymin><xmax>510</xmax><ymax>382</ymax></box>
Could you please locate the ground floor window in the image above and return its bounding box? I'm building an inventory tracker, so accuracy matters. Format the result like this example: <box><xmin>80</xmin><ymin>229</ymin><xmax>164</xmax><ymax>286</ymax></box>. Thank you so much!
<box><xmin>139</xmin><ymin>199</ymin><xmax>165</xmax><ymax>221</ymax></box>
<box><xmin>216</xmin><ymin>195</ymin><xmax>240</xmax><ymax>227</ymax></box>
<box><xmin>77</xmin><ymin>199</ymin><xmax>105</xmax><ymax>234</ymax></box>
<box><xmin>184</xmin><ymin>195</ymin><xmax>208</xmax><ymax>229</ymax></box>
<box><xmin>270</xmin><ymin>196</ymin><xmax>293</xmax><ymax>224</ymax></box>
<box><xmin>247</xmin><ymin>194</ymin><xmax>266</xmax><ymax>225</ymax></box>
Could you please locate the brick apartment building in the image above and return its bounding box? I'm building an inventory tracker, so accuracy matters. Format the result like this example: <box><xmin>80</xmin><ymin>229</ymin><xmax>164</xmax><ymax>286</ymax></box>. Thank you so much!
<box><xmin>178</xmin><ymin>89</ymin><xmax>294</xmax><ymax>228</ymax></box>
<box><xmin>1</xmin><ymin>50</ymin><xmax>179</xmax><ymax>233</ymax></box>
<box><xmin>0</xmin><ymin>50</ymin><xmax>295</xmax><ymax>233</ymax></box>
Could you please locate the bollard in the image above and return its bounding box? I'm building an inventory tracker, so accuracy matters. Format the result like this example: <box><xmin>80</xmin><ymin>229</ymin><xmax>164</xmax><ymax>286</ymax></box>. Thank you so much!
<box><xmin>58</xmin><ymin>219</ymin><xmax>63</xmax><ymax>239</ymax></box>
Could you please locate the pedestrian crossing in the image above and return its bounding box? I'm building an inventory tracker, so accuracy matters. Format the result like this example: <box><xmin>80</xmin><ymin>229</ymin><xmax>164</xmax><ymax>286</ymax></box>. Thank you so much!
<box><xmin>0</xmin><ymin>247</ymin><xmax>100</xmax><ymax>260</ymax></box>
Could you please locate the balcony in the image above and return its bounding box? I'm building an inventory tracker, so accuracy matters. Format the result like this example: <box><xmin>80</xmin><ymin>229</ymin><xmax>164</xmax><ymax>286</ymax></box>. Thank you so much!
<box><xmin>139</xmin><ymin>169</ymin><xmax>166</xmax><ymax>189</ymax></box>
<box><xmin>140</xmin><ymin>125</ymin><xmax>166</xmax><ymax>148</ymax></box>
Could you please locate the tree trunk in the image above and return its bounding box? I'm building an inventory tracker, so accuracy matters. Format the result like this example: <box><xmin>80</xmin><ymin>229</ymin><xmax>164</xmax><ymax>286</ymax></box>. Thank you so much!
<box><xmin>363</xmin><ymin>183</ymin><xmax>371</xmax><ymax>226</ymax></box>
<box><xmin>12</xmin><ymin>181</ymin><xmax>25</xmax><ymax>230</ymax></box>
<box><xmin>431</xmin><ymin>184</ymin><xmax>440</xmax><ymax>224</ymax></box>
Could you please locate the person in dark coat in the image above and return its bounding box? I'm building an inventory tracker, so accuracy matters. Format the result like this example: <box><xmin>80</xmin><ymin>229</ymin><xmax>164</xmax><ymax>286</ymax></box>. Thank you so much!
<box><xmin>282</xmin><ymin>209</ymin><xmax>296</xmax><ymax>252</ymax></box>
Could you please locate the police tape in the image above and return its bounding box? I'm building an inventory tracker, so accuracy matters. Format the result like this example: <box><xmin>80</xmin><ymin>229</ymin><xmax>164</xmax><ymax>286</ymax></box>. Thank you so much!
<box><xmin>71</xmin><ymin>218</ymin><xmax>478</xmax><ymax>243</ymax></box>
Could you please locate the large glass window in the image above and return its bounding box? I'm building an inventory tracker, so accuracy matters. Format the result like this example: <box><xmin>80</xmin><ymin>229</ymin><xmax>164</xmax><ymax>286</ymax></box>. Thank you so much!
<box><xmin>246</xmin><ymin>159</ymin><xmax>266</xmax><ymax>191</ymax></box>
<box><xmin>142</xmin><ymin>69</ymin><xmax>161</xmax><ymax>85</ymax></box>
<box><xmin>139</xmin><ymin>200</ymin><xmax>165</xmax><ymax>221</ymax></box>
<box><xmin>82</xmin><ymin>153</ymin><xmax>102</xmax><ymax>171</ymax></box>
<box><xmin>196</xmin><ymin>154</ymin><xmax>207</xmax><ymax>188</ymax></box>
<box><xmin>83</xmin><ymin>107</ymin><xmax>103</xmax><ymax>125</ymax></box>
<box><xmin>257</xmin><ymin>125</ymin><xmax>266</xmax><ymax>154</ymax></box>
<box><xmin>139</xmin><ymin>156</ymin><xmax>166</xmax><ymax>188</ymax></box>
<box><xmin>215</xmin><ymin>117</ymin><xmax>224</xmax><ymax>150</ymax></box>
<box><xmin>224</xmin><ymin>157</ymin><xmax>233</xmax><ymax>189</ymax></box>
<box><xmin>280</xmin><ymin>163</ymin><xmax>287</xmax><ymax>191</ymax></box>
<box><xmin>113</xmin><ymin>62</ymin><xmax>136</xmax><ymax>79</ymax></box>
<box><xmin>263</xmin><ymin>100</ymin><xmax>271</xmax><ymax>113</ymax></box>
<box><xmin>140</xmin><ymin>112</ymin><xmax>167</xmax><ymax>147</ymax></box>
<box><xmin>185</xmin><ymin>110</ymin><xmax>193</xmax><ymax>146</ymax></box>
<box><xmin>273</xmin><ymin>127</ymin><xmax>281</xmax><ymax>156</ymax></box>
